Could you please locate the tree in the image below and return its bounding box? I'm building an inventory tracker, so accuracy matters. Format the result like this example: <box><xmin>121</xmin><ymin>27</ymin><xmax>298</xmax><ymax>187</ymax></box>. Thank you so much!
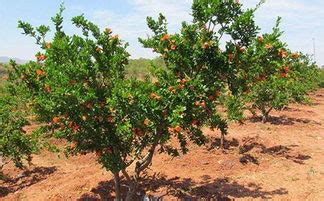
<box><xmin>0</xmin><ymin>68</ymin><xmax>37</xmax><ymax>173</ymax></box>
<box><xmin>11</xmin><ymin>0</ymin><xmax>316</xmax><ymax>199</ymax></box>
<box><xmin>139</xmin><ymin>0</ymin><xmax>261</xmax><ymax>144</ymax></box>
<box><xmin>14</xmin><ymin>4</ymin><xmax>228</xmax><ymax>200</ymax></box>
<box><xmin>231</xmin><ymin>18</ymin><xmax>319</xmax><ymax>122</ymax></box>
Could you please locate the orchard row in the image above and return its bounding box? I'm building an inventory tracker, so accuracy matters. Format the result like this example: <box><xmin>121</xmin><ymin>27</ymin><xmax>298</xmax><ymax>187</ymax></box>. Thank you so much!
<box><xmin>0</xmin><ymin>1</ymin><xmax>319</xmax><ymax>200</ymax></box>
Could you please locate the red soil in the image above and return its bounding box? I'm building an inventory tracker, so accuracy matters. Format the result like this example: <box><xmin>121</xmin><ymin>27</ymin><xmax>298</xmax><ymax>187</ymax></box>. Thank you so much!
<box><xmin>1</xmin><ymin>89</ymin><xmax>324</xmax><ymax>200</ymax></box>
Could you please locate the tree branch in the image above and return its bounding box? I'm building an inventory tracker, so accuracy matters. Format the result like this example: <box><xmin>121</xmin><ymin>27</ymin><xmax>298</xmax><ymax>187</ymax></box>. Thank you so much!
<box><xmin>122</xmin><ymin>168</ymin><xmax>132</xmax><ymax>183</ymax></box>
<box><xmin>136</xmin><ymin>142</ymin><xmax>157</xmax><ymax>174</ymax></box>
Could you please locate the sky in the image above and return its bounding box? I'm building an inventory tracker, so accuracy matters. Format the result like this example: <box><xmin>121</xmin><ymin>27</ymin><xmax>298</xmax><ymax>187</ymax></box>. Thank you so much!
<box><xmin>0</xmin><ymin>0</ymin><xmax>323</xmax><ymax>65</ymax></box>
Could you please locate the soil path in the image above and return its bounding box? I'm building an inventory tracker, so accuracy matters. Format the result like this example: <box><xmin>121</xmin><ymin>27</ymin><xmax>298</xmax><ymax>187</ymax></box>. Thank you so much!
<box><xmin>1</xmin><ymin>89</ymin><xmax>324</xmax><ymax>200</ymax></box>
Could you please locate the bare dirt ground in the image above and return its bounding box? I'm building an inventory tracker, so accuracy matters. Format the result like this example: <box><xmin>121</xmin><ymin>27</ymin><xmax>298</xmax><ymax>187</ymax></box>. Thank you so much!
<box><xmin>1</xmin><ymin>89</ymin><xmax>324</xmax><ymax>200</ymax></box>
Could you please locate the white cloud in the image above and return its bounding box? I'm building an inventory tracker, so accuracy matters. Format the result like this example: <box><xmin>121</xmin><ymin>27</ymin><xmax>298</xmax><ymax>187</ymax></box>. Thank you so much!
<box><xmin>2</xmin><ymin>0</ymin><xmax>322</xmax><ymax>65</ymax></box>
<box><xmin>91</xmin><ymin>0</ymin><xmax>192</xmax><ymax>59</ymax></box>
<box><xmin>242</xmin><ymin>0</ymin><xmax>324</xmax><ymax>64</ymax></box>
<box><xmin>90</xmin><ymin>0</ymin><xmax>323</xmax><ymax>64</ymax></box>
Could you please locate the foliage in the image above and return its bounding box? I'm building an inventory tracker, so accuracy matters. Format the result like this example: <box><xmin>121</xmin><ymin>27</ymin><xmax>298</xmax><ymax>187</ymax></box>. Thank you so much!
<box><xmin>12</xmin><ymin>3</ymin><xmax>229</xmax><ymax>199</ymax></box>
<box><xmin>4</xmin><ymin>0</ymin><xmax>320</xmax><ymax>199</ymax></box>
<box><xmin>317</xmin><ymin>68</ymin><xmax>324</xmax><ymax>88</ymax></box>
<box><xmin>0</xmin><ymin>64</ymin><xmax>7</xmax><ymax>90</ymax></box>
<box><xmin>0</xmin><ymin>76</ymin><xmax>37</xmax><ymax>171</ymax></box>
<box><xmin>228</xmin><ymin>18</ymin><xmax>319</xmax><ymax>122</ymax></box>
<box><xmin>139</xmin><ymin>0</ymin><xmax>261</xmax><ymax>135</ymax></box>
<box><xmin>0</xmin><ymin>63</ymin><xmax>5</xmax><ymax>77</ymax></box>
<box><xmin>11</xmin><ymin>0</ymin><xmax>260</xmax><ymax>198</ymax></box>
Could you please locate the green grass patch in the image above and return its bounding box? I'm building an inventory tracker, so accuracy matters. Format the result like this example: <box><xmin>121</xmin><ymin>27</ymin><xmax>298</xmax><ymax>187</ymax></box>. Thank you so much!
<box><xmin>318</xmin><ymin>68</ymin><xmax>324</xmax><ymax>88</ymax></box>
<box><xmin>126</xmin><ymin>57</ymin><xmax>165</xmax><ymax>78</ymax></box>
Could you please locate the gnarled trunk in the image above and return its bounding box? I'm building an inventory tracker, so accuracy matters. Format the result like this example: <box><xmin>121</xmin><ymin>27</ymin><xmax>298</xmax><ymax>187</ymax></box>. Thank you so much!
<box><xmin>124</xmin><ymin>143</ymin><xmax>158</xmax><ymax>201</ymax></box>
<box><xmin>261</xmin><ymin>107</ymin><xmax>273</xmax><ymax>123</ymax></box>
<box><xmin>113</xmin><ymin>172</ymin><xmax>121</xmax><ymax>201</ymax></box>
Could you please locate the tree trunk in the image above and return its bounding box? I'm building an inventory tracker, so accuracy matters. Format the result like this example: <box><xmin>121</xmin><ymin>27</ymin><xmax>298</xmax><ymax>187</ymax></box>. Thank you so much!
<box><xmin>122</xmin><ymin>169</ymin><xmax>137</xmax><ymax>201</ymax></box>
<box><xmin>113</xmin><ymin>172</ymin><xmax>122</xmax><ymax>201</ymax></box>
<box><xmin>125</xmin><ymin>143</ymin><xmax>157</xmax><ymax>200</ymax></box>
<box><xmin>125</xmin><ymin>183</ymin><xmax>136</xmax><ymax>201</ymax></box>
<box><xmin>262</xmin><ymin>114</ymin><xmax>268</xmax><ymax>123</ymax></box>
<box><xmin>220</xmin><ymin>132</ymin><xmax>225</xmax><ymax>149</ymax></box>
<box><xmin>261</xmin><ymin>107</ymin><xmax>272</xmax><ymax>123</ymax></box>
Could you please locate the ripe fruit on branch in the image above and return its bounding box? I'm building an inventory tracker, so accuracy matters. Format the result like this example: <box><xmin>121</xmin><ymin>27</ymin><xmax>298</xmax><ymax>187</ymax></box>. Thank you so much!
<box><xmin>96</xmin><ymin>47</ymin><xmax>103</xmax><ymax>52</ymax></box>
<box><xmin>174</xmin><ymin>126</ymin><xmax>182</xmax><ymax>133</ymax></box>
<box><xmin>105</xmin><ymin>28</ymin><xmax>112</xmax><ymax>34</ymax></box>
<box><xmin>36</xmin><ymin>54</ymin><xmax>47</xmax><ymax>61</ymax></box>
<box><xmin>105</xmin><ymin>148</ymin><xmax>113</xmax><ymax>154</ymax></box>
<box><xmin>153</xmin><ymin>81</ymin><xmax>160</xmax><ymax>87</ymax></box>
<box><xmin>143</xmin><ymin>118</ymin><xmax>151</xmax><ymax>126</ymax></box>
<box><xmin>162</xmin><ymin>110</ymin><xmax>168</xmax><ymax>118</ymax></box>
<box><xmin>195</xmin><ymin>101</ymin><xmax>206</xmax><ymax>108</ymax></box>
<box><xmin>45</xmin><ymin>42</ymin><xmax>52</xmax><ymax>49</ymax></box>
<box><xmin>107</xmin><ymin>116</ymin><xmax>114</xmax><ymax>123</ymax></box>
<box><xmin>69</xmin><ymin>80</ymin><xmax>77</xmax><ymax>85</ymax></box>
<box><xmin>178</xmin><ymin>84</ymin><xmax>185</xmax><ymax>90</ymax></box>
<box><xmin>168</xmin><ymin>86</ymin><xmax>176</xmax><ymax>93</ymax></box>
<box><xmin>278</xmin><ymin>49</ymin><xmax>288</xmax><ymax>58</ymax></box>
<box><xmin>177</xmin><ymin>79</ymin><xmax>188</xmax><ymax>85</ymax></box>
<box><xmin>228</xmin><ymin>53</ymin><xmax>234</xmax><ymax>62</ymax></box>
<box><xmin>133</xmin><ymin>128</ymin><xmax>144</xmax><ymax>137</ymax></box>
<box><xmin>239</xmin><ymin>47</ymin><xmax>245</xmax><ymax>53</ymax></box>
<box><xmin>191</xmin><ymin>119</ymin><xmax>200</xmax><ymax>126</ymax></box>
<box><xmin>70</xmin><ymin>142</ymin><xmax>77</xmax><ymax>149</ymax></box>
<box><xmin>44</xmin><ymin>84</ymin><xmax>52</xmax><ymax>93</ymax></box>
<box><xmin>82</xmin><ymin>115</ymin><xmax>87</xmax><ymax>121</ymax></box>
<box><xmin>36</xmin><ymin>69</ymin><xmax>45</xmax><ymax>76</ymax></box>
<box><xmin>95</xmin><ymin>150</ymin><xmax>103</xmax><ymax>157</ymax></box>
<box><xmin>161</xmin><ymin>34</ymin><xmax>170</xmax><ymax>41</ymax></box>
<box><xmin>68</xmin><ymin>122</ymin><xmax>80</xmax><ymax>132</ymax></box>
<box><xmin>85</xmin><ymin>102</ymin><xmax>93</xmax><ymax>109</ymax></box>
<box><xmin>202</xmin><ymin>42</ymin><xmax>209</xmax><ymax>49</ymax></box>
<box><xmin>280</xmin><ymin>72</ymin><xmax>288</xmax><ymax>78</ymax></box>
<box><xmin>283</xmin><ymin>66</ymin><xmax>289</xmax><ymax>73</ymax></box>
<box><xmin>98</xmin><ymin>101</ymin><xmax>106</xmax><ymax>108</ymax></box>
<box><xmin>150</xmin><ymin>93</ymin><xmax>161</xmax><ymax>100</ymax></box>
<box><xmin>97</xmin><ymin>116</ymin><xmax>104</xmax><ymax>122</ymax></box>
<box><xmin>112</xmin><ymin>35</ymin><xmax>119</xmax><ymax>40</ymax></box>
<box><xmin>257</xmin><ymin>74</ymin><xmax>266</xmax><ymax>81</ymax></box>
<box><xmin>257</xmin><ymin>36</ymin><xmax>264</xmax><ymax>43</ymax></box>
<box><xmin>292</xmin><ymin>52</ymin><xmax>300</xmax><ymax>59</ymax></box>
<box><xmin>214</xmin><ymin>90</ymin><xmax>221</xmax><ymax>97</ymax></box>
<box><xmin>52</xmin><ymin>116</ymin><xmax>60</xmax><ymax>124</ymax></box>
<box><xmin>208</xmin><ymin>95</ymin><xmax>215</xmax><ymax>101</ymax></box>
<box><xmin>265</xmin><ymin>43</ymin><xmax>273</xmax><ymax>49</ymax></box>
<box><xmin>171</xmin><ymin>44</ymin><xmax>177</xmax><ymax>50</ymax></box>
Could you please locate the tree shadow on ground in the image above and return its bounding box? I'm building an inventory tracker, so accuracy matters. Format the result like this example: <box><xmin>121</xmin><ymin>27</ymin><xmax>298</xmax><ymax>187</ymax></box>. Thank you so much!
<box><xmin>78</xmin><ymin>179</ymin><xmax>155</xmax><ymax>201</ymax></box>
<box><xmin>282</xmin><ymin>107</ymin><xmax>303</xmax><ymax>112</ymax></box>
<box><xmin>140</xmin><ymin>174</ymin><xmax>288</xmax><ymax>200</ymax></box>
<box><xmin>79</xmin><ymin>174</ymin><xmax>288</xmax><ymax>201</ymax></box>
<box><xmin>249</xmin><ymin>115</ymin><xmax>321</xmax><ymax>126</ymax></box>
<box><xmin>282</xmin><ymin>107</ymin><xmax>315</xmax><ymax>114</ymax></box>
<box><xmin>208</xmin><ymin>137</ymin><xmax>240</xmax><ymax>151</ymax></box>
<box><xmin>239</xmin><ymin>154</ymin><xmax>259</xmax><ymax>165</ymax></box>
<box><xmin>78</xmin><ymin>180</ymin><xmax>116</xmax><ymax>201</ymax></box>
<box><xmin>0</xmin><ymin>166</ymin><xmax>57</xmax><ymax>197</ymax></box>
<box><xmin>238</xmin><ymin>137</ymin><xmax>311</xmax><ymax>165</ymax></box>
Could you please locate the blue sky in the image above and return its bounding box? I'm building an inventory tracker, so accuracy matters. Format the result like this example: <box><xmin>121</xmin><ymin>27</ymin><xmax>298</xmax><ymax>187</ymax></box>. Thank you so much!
<box><xmin>0</xmin><ymin>0</ymin><xmax>323</xmax><ymax>65</ymax></box>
